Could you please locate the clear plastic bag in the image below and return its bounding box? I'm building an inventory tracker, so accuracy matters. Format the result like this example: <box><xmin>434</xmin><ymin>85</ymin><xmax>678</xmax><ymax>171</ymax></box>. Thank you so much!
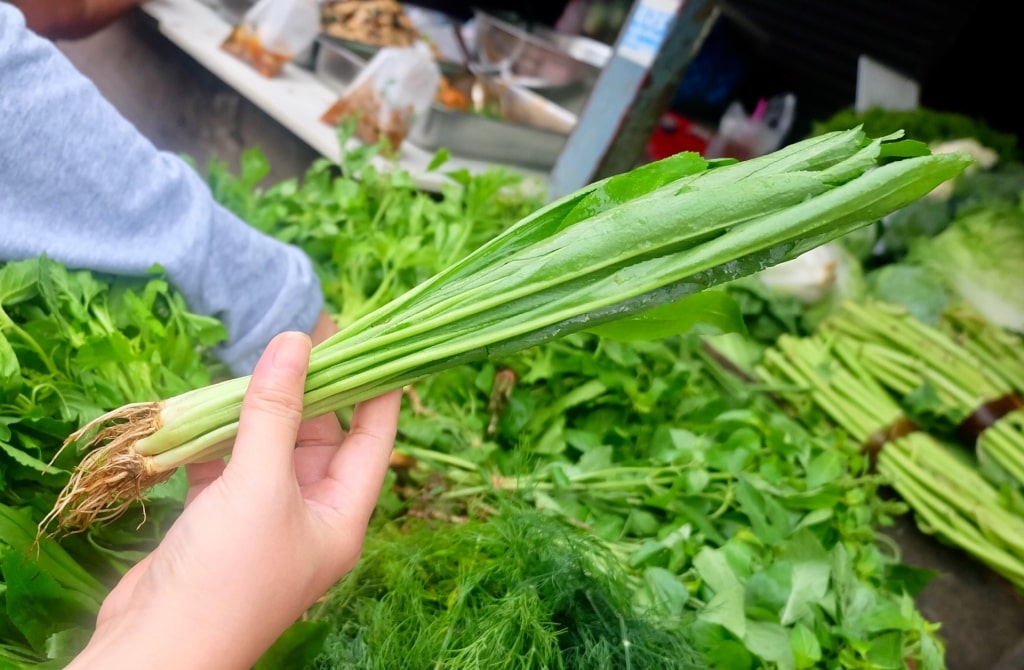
<box><xmin>221</xmin><ymin>0</ymin><xmax>320</xmax><ymax>77</ymax></box>
<box><xmin>704</xmin><ymin>93</ymin><xmax>797</xmax><ymax>161</ymax></box>
<box><xmin>320</xmin><ymin>43</ymin><xmax>441</xmax><ymax>151</ymax></box>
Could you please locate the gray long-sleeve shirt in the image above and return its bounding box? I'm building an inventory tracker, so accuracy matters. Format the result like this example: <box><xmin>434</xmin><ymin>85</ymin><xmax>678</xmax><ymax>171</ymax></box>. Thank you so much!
<box><xmin>0</xmin><ymin>4</ymin><xmax>323</xmax><ymax>375</ymax></box>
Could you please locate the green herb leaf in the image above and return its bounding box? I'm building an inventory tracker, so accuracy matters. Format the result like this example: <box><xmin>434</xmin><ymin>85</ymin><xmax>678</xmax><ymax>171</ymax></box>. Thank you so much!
<box><xmin>586</xmin><ymin>290</ymin><xmax>746</xmax><ymax>342</ymax></box>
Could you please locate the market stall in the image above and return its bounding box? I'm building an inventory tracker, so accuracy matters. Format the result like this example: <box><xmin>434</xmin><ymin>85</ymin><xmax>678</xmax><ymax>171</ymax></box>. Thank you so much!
<box><xmin>3</xmin><ymin>1</ymin><xmax>1024</xmax><ymax>669</ymax></box>
<box><xmin>137</xmin><ymin>0</ymin><xmax>719</xmax><ymax>195</ymax></box>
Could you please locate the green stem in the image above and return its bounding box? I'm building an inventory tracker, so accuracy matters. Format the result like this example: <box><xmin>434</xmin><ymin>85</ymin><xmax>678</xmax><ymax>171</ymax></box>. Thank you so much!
<box><xmin>0</xmin><ymin>307</ymin><xmax>58</xmax><ymax>376</ymax></box>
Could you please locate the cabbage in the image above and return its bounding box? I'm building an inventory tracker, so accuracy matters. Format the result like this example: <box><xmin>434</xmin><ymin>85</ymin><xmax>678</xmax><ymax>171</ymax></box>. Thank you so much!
<box><xmin>754</xmin><ymin>240</ymin><xmax>866</xmax><ymax>328</ymax></box>
<box><xmin>911</xmin><ymin>198</ymin><xmax>1024</xmax><ymax>332</ymax></box>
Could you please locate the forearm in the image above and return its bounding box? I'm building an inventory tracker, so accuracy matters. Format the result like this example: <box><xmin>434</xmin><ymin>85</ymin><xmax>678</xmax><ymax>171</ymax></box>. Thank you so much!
<box><xmin>66</xmin><ymin>596</ymin><xmax>295</xmax><ymax>670</ymax></box>
<box><xmin>9</xmin><ymin>0</ymin><xmax>143</xmax><ymax>39</ymax></box>
<box><xmin>0</xmin><ymin>4</ymin><xmax>324</xmax><ymax>375</ymax></box>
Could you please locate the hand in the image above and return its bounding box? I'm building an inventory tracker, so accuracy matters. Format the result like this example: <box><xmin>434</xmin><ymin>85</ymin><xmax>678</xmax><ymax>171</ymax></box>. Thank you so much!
<box><xmin>67</xmin><ymin>331</ymin><xmax>402</xmax><ymax>670</ymax></box>
<box><xmin>310</xmin><ymin>308</ymin><xmax>339</xmax><ymax>347</ymax></box>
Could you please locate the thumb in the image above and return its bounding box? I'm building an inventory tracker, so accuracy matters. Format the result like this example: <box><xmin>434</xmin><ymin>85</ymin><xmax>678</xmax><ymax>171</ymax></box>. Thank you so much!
<box><xmin>228</xmin><ymin>331</ymin><xmax>312</xmax><ymax>479</ymax></box>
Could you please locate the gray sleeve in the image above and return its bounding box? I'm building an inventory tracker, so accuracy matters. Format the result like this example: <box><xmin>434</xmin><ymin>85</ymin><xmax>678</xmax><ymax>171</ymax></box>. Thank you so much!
<box><xmin>0</xmin><ymin>5</ymin><xmax>323</xmax><ymax>376</ymax></box>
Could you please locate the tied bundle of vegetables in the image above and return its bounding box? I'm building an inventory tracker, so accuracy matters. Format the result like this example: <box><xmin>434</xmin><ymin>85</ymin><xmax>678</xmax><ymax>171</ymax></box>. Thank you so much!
<box><xmin>942</xmin><ymin>303</ymin><xmax>1024</xmax><ymax>395</ymax></box>
<box><xmin>822</xmin><ymin>301</ymin><xmax>1024</xmax><ymax>488</ymax></box>
<box><xmin>43</xmin><ymin>128</ymin><xmax>971</xmax><ymax>533</ymax></box>
<box><xmin>757</xmin><ymin>333</ymin><xmax>1024</xmax><ymax>589</ymax></box>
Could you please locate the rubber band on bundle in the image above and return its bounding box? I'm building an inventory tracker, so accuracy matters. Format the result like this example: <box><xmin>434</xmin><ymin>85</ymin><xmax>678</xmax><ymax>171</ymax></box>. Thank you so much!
<box><xmin>957</xmin><ymin>393</ymin><xmax>1024</xmax><ymax>443</ymax></box>
<box><xmin>862</xmin><ymin>417</ymin><xmax>920</xmax><ymax>470</ymax></box>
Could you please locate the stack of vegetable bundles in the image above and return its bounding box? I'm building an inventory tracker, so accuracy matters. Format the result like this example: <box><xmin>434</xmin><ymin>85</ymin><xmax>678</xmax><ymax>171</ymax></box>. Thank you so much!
<box><xmin>758</xmin><ymin>301</ymin><xmax>1024</xmax><ymax>589</ymax></box>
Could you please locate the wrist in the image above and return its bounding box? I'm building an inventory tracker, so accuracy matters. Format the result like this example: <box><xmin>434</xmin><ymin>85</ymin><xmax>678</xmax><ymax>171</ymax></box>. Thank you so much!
<box><xmin>67</xmin><ymin>592</ymin><xmax>281</xmax><ymax>670</ymax></box>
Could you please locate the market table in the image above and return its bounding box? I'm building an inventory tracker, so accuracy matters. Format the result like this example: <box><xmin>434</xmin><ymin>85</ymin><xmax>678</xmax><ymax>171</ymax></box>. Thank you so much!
<box><xmin>136</xmin><ymin>0</ymin><xmax>549</xmax><ymax>193</ymax></box>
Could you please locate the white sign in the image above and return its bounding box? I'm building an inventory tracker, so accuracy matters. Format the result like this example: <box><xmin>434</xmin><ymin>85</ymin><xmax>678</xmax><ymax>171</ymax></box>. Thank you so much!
<box><xmin>616</xmin><ymin>0</ymin><xmax>684</xmax><ymax>68</ymax></box>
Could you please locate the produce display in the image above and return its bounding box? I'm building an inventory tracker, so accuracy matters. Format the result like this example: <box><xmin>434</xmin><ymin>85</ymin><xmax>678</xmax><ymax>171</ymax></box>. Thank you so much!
<box><xmin>3</xmin><ymin>107</ymin><xmax>1023</xmax><ymax>669</ymax></box>
<box><xmin>45</xmin><ymin>127</ymin><xmax>968</xmax><ymax>534</ymax></box>
<box><xmin>757</xmin><ymin>306</ymin><xmax>1024</xmax><ymax>590</ymax></box>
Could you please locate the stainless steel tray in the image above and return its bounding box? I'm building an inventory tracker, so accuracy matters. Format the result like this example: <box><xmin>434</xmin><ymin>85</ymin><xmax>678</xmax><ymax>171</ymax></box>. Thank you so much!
<box><xmin>408</xmin><ymin>75</ymin><xmax>577</xmax><ymax>170</ymax></box>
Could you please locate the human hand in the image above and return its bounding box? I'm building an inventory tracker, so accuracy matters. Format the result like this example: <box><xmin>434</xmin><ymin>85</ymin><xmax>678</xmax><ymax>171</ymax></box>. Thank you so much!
<box><xmin>310</xmin><ymin>308</ymin><xmax>339</xmax><ymax>347</ymax></box>
<box><xmin>67</xmin><ymin>331</ymin><xmax>402</xmax><ymax>670</ymax></box>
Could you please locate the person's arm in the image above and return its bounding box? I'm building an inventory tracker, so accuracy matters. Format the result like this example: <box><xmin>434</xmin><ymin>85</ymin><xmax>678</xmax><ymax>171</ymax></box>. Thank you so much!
<box><xmin>0</xmin><ymin>4</ymin><xmax>325</xmax><ymax>375</ymax></box>
<box><xmin>7</xmin><ymin>0</ymin><xmax>144</xmax><ymax>39</ymax></box>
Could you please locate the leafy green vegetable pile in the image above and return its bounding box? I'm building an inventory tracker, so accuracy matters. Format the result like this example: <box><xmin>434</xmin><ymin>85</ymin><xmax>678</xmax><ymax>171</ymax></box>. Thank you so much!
<box><xmin>2</xmin><ymin>116</ymin><xmax>999</xmax><ymax>668</ymax></box>
<box><xmin>196</xmin><ymin>137</ymin><xmax>951</xmax><ymax>669</ymax></box>
<box><xmin>0</xmin><ymin>258</ymin><xmax>225</xmax><ymax>667</ymax></box>
<box><xmin>310</xmin><ymin>501</ymin><xmax>706</xmax><ymax>670</ymax></box>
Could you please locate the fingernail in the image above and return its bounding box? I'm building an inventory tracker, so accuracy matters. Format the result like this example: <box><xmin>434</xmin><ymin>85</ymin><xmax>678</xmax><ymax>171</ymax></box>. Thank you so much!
<box><xmin>272</xmin><ymin>332</ymin><xmax>311</xmax><ymax>373</ymax></box>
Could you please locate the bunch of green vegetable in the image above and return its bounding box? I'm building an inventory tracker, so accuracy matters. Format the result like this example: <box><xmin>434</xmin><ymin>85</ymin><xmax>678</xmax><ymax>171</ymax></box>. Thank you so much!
<box><xmin>822</xmin><ymin>301</ymin><xmax>1024</xmax><ymax>489</ymax></box>
<box><xmin>757</xmin><ymin>326</ymin><xmax>1024</xmax><ymax>591</ymax></box>
<box><xmin>307</xmin><ymin>500</ymin><xmax>706</xmax><ymax>670</ymax></box>
<box><xmin>941</xmin><ymin>304</ymin><xmax>1024</xmax><ymax>393</ymax></box>
<box><xmin>0</xmin><ymin>257</ymin><xmax>226</xmax><ymax>667</ymax></box>
<box><xmin>45</xmin><ymin>128</ymin><xmax>970</xmax><ymax>534</ymax></box>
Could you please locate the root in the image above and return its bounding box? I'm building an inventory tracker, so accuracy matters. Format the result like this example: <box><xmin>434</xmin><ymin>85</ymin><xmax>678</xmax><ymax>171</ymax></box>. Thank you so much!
<box><xmin>38</xmin><ymin>402</ymin><xmax>168</xmax><ymax>540</ymax></box>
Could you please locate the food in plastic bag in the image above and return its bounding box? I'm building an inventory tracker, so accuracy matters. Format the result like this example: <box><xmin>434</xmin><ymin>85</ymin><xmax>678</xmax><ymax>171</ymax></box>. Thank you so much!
<box><xmin>321</xmin><ymin>0</ymin><xmax>419</xmax><ymax>47</ymax></box>
<box><xmin>222</xmin><ymin>0</ymin><xmax>320</xmax><ymax>77</ymax></box>
<box><xmin>321</xmin><ymin>43</ymin><xmax>441</xmax><ymax>151</ymax></box>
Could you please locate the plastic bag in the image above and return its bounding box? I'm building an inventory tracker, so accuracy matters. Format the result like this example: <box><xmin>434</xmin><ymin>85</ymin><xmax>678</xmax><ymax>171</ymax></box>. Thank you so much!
<box><xmin>704</xmin><ymin>93</ymin><xmax>797</xmax><ymax>161</ymax></box>
<box><xmin>221</xmin><ymin>0</ymin><xmax>320</xmax><ymax>77</ymax></box>
<box><xmin>321</xmin><ymin>43</ymin><xmax>441</xmax><ymax>151</ymax></box>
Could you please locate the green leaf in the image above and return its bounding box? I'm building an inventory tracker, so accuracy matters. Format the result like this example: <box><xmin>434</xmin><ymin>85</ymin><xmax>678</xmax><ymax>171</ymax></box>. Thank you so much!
<box><xmin>43</xmin><ymin>627</ymin><xmax>93</xmax><ymax>665</ymax></box>
<box><xmin>641</xmin><ymin>566</ymin><xmax>689</xmax><ymax>617</ymax></box>
<box><xmin>239</xmin><ymin>147</ymin><xmax>271</xmax><ymax>189</ymax></box>
<box><xmin>789</xmin><ymin>622</ymin><xmax>822</xmax><ymax>668</ymax></box>
<box><xmin>558</xmin><ymin>151</ymin><xmax>708</xmax><ymax>231</ymax></box>
<box><xmin>734</xmin><ymin>478</ymin><xmax>790</xmax><ymax>545</ymax></box>
<box><xmin>745</xmin><ymin>563</ymin><xmax>790</xmax><ymax>616</ymax></box>
<box><xmin>920</xmin><ymin>625</ymin><xmax>945</xmax><ymax>670</ymax></box>
<box><xmin>0</xmin><ymin>505</ymin><xmax>106</xmax><ymax>605</ymax></box>
<box><xmin>694</xmin><ymin>547</ymin><xmax>746</xmax><ymax>639</ymax></box>
<box><xmin>744</xmin><ymin>620</ymin><xmax>795</xmax><ymax>669</ymax></box>
<box><xmin>0</xmin><ymin>552</ymin><xmax>96</xmax><ymax>653</ymax></box>
<box><xmin>705</xmin><ymin>639</ymin><xmax>754</xmax><ymax>670</ymax></box>
<box><xmin>859</xmin><ymin>599</ymin><xmax>915</xmax><ymax>632</ymax></box>
<box><xmin>804</xmin><ymin>450</ymin><xmax>843</xmax><ymax>489</ymax></box>
<box><xmin>867</xmin><ymin>264</ymin><xmax>949</xmax><ymax>325</ymax></box>
<box><xmin>0</xmin><ymin>334</ymin><xmax>20</xmax><ymax>391</ymax></box>
<box><xmin>878</xmin><ymin>138</ymin><xmax>932</xmax><ymax>159</ymax></box>
<box><xmin>0</xmin><ymin>259</ymin><xmax>39</xmax><ymax>305</ymax></box>
<box><xmin>865</xmin><ymin>631</ymin><xmax>905</xmax><ymax>669</ymax></box>
<box><xmin>0</xmin><ymin>441</ymin><xmax>58</xmax><ymax>475</ymax></box>
<box><xmin>74</xmin><ymin>332</ymin><xmax>137</xmax><ymax>368</ymax></box>
<box><xmin>253</xmin><ymin>620</ymin><xmax>330</xmax><ymax>670</ymax></box>
<box><xmin>426</xmin><ymin>148</ymin><xmax>451</xmax><ymax>172</ymax></box>
<box><xmin>586</xmin><ymin>290</ymin><xmax>746</xmax><ymax>342</ymax></box>
<box><xmin>779</xmin><ymin>529</ymin><xmax>830</xmax><ymax>626</ymax></box>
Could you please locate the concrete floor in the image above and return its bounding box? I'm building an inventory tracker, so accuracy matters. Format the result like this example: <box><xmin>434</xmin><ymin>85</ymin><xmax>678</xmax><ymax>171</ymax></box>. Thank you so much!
<box><xmin>51</xmin><ymin>10</ymin><xmax>1024</xmax><ymax>669</ymax></box>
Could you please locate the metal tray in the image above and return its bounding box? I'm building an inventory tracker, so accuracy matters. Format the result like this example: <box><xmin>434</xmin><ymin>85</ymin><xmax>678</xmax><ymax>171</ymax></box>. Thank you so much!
<box><xmin>407</xmin><ymin>74</ymin><xmax>577</xmax><ymax>170</ymax></box>
<box><xmin>317</xmin><ymin>33</ymin><xmax>466</xmax><ymax>77</ymax></box>
<box><xmin>472</xmin><ymin>11</ymin><xmax>600</xmax><ymax>90</ymax></box>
